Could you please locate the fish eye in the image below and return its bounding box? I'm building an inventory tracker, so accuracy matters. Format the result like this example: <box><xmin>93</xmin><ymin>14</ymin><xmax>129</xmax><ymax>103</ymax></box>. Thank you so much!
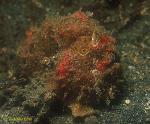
<box><xmin>78</xmin><ymin>48</ymin><xmax>90</xmax><ymax>56</ymax></box>
<box><xmin>82</xmin><ymin>49</ymin><xmax>85</xmax><ymax>52</ymax></box>
<box><xmin>81</xmin><ymin>49</ymin><xmax>87</xmax><ymax>54</ymax></box>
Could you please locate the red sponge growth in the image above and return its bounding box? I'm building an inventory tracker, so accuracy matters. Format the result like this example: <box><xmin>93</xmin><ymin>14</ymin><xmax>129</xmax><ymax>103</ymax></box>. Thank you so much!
<box><xmin>71</xmin><ymin>11</ymin><xmax>88</xmax><ymax>21</ymax></box>
<box><xmin>96</xmin><ymin>59</ymin><xmax>111</xmax><ymax>73</ymax></box>
<box><xmin>56</xmin><ymin>51</ymin><xmax>72</xmax><ymax>79</ymax></box>
<box><xmin>100</xmin><ymin>35</ymin><xmax>116</xmax><ymax>44</ymax></box>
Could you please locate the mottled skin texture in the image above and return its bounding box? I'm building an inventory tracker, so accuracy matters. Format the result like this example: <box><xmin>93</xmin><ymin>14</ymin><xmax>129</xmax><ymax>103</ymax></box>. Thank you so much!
<box><xmin>19</xmin><ymin>11</ymin><xmax>122</xmax><ymax>117</ymax></box>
